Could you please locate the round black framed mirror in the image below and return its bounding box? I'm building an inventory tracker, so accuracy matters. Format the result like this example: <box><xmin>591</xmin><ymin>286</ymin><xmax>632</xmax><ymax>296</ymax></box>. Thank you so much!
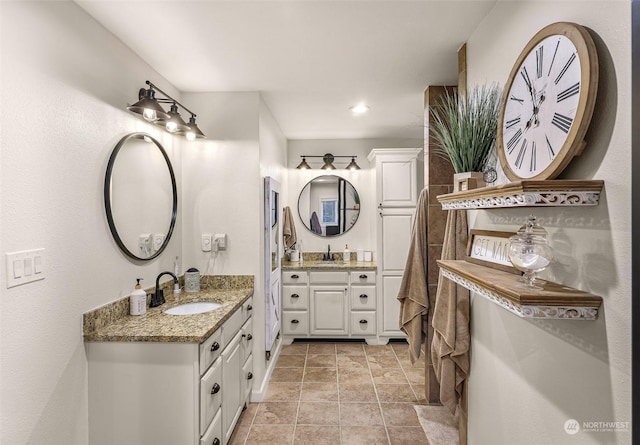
<box><xmin>297</xmin><ymin>175</ymin><xmax>360</xmax><ymax>237</ymax></box>
<box><xmin>104</xmin><ymin>132</ymin><xmax>177</xmax><ymax>261</ymax></box>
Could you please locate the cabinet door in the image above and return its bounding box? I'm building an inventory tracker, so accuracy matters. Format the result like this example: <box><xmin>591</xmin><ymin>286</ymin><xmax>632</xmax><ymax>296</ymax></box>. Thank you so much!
<box><xmin>309</xmin><ymin>286</ymin><xmax>348</xmax><ymax>335</ymax></box>
<box><xmin>378</xmin><ymin>157</ymin><xmax>418</xmax><ymax>207</ymax></box>
<box><xmin>380</xmin><ymin>275</ymin><xmax>406</xmax><ymax>337</ymax></box>
<box><xmin>379</xmin><ymin>208</ymin><xmax>414</xmax><ymax>273</ymax></box>
<box><xmin>222</xmin><ymin>331</ymin><xmax>243</xmax><ymax>444</ymax></box>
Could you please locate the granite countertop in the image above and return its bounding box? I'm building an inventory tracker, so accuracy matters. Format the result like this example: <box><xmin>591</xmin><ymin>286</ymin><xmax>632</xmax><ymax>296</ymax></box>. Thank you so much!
<box><xmin>83</xmin><ymin>275</ymin><xmax>253</xmax><ymax>344</ymax></box>
<box><xmin>282</xmin><ymin>259</ymin><xmax>377</xmax><ymax>271</ymax></box>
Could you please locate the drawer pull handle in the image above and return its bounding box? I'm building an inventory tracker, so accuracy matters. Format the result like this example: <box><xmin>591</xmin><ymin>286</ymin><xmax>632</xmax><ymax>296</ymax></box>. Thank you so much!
<box><xmin>247</xmin><ymin>305</ymin><xmax>253</xmax><ymax>311</ymax></box>
<box><xmin>359</xmin><ymin>319</ymin><xmax>368</xmax><ymax>324</ymax></box>
<box><xmin>247</xmin><ymin>372</ymin><xmax>254</xmax><ymax>380</ymax></box>
<box><xmin>210</xmin><ymin>341</ymin><xmax>220</xmax><ymax>352</ymax></box>
<box><xmin>359</xmin><ymin>294</ymin><xmax>368</xmax><ymax>299</ymax></box>
<box><xmin>291</xmin><ymin>293</ymin><xmax>300</xmax><ymax>298</ymax></box>
<box><xmin>291</xmin><ymin>274</ymin><xmax>299</xmax><ymax>279</ymax></box>
<box><xmin>211</xmin><ymin>383</ymin><xmax>221</xmax><ymax>395</ymax></box>
<box><xmin>213</xmin><ymin>439</ymin><xmax>220</xmax><ymax>445</ymax></box>
<box><xmin>291</xmin><ymin>319</ymin><xmax>299</xmax><ymax>324</ymax></box>
<box><xmin>359</xmin><ymin>274</ymin><xmax>368</xmax><ymax>279</ymax></box>
<box><xmin>245</xmin><ymin>333</ymin><xmax>253</xmax><ymax>341</ymax></box>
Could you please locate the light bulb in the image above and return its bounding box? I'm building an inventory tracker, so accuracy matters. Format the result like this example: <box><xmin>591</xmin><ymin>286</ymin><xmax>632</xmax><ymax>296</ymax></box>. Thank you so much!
<box><xmin>143</xmin><ymin>108</ymin><xmax>157</xmax><ymax>121</ymax></box>
<box><xmin>166</xmin><ymin>121</ymin><xmax>178</xmax><ymax>133</ymax></box>
<box><xmin>185</xmin><ymin>131</ymin><xmax>196</xmax><ymax>141</ymax></box>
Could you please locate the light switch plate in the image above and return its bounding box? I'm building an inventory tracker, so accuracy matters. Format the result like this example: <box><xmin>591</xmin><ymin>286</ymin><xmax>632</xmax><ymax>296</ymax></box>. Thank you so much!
<box><xmin>6</xmin><ymin>248</ymin><xmax>45</xmax><ymax>288</ymax></box>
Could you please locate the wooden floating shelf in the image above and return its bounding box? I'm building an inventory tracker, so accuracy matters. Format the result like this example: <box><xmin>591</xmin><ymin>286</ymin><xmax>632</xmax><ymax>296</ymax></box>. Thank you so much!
<box><xmin>436</xmin><ymin>180</ymin><xmax>604</xmax><ymax>210</ymax></box>
<box><xmin>437</xmin><ymin>260</ymin><xmax>602</xmax><ymax>320</ymax></box>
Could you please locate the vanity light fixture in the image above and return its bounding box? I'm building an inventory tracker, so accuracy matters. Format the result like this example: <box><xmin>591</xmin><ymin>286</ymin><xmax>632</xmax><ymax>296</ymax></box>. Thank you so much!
<box><xmin>296</xmin><ymin>154</ymin><xmax>360</xmax><ymax>170</ymax></box>
<box><xmin>127</xmin><ymin>80</ymin><xmax>206</xmax><ymax>139</ymax></box>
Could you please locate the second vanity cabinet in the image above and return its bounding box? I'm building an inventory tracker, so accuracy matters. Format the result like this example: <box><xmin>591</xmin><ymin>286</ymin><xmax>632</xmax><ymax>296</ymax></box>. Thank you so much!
<box><xmin>87</xmin><ymin>297</ymin><xmax>253</xmax><ymax>445</ymax></box>
<box><xmin>282</xmin><ymin>269</ymin><xmax>377</xmax><ymax>344</ymax></box>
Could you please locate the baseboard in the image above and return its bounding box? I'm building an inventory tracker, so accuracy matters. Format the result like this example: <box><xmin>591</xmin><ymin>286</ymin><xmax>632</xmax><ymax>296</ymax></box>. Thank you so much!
<box><xmin>248</xmin><ymin>336</ymin><xmax>283</xmax><ymax>403</ymax></box>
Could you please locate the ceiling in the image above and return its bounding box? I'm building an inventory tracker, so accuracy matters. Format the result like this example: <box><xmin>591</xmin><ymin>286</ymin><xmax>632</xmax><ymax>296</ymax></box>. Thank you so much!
<box><xmin>75</xmin><ymin>0</ymin><xmax>497</xmax><ymax>141</ymax></box>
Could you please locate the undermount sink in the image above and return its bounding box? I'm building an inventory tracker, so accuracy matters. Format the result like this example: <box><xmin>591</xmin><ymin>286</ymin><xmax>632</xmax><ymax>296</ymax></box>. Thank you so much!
<box><xmin>164</xmin><ymin>301</ymin><xmax>222</xmax><ymax>316</ymax></box>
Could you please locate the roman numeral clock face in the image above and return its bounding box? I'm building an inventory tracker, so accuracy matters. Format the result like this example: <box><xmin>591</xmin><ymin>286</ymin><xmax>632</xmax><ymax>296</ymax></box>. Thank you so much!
<box><xmin>497</xmin><ymin>22</ymin><xmax>598</xmax><ymax>181</ymax></box>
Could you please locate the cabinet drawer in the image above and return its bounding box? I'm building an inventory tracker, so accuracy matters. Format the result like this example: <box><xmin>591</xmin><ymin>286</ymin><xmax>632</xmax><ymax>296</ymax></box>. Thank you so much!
<box><xmin>241</xmin><ymin>317</ymin><xmax>253</xmax><ymax>364</ymax></box>
<box><xmin>351</xmin><ymin>312</ymin><xmax>377</xmax><ymax>336</ymax></box>
<box><xmin>350</xmin><ymin>286</ymin><xmax>377</xmax><ymax>310</ymax></box>
<box><xmin>222</xmin><ymin>308</ymin><xmax>243</xmax><ymax>347</ymax></box>
<box><xmin>350</xmin><ymin>271</ymin><xmax>376</xmax><ymax>284</ymax></box>
<box><xmin>200</xmin><ymin>408</ymin><xmax>222</xmax><ymax>445</ymax></box>
<box><xmin>283</xmin><ymin>271</ymin><xmax>308</xmax><ymax>284</ymax></box>
<box><xmin>309</xmin><ymin>271</ymin><xmax>348</xmax><ymax>284</ymax></box>
<box><xmin>242</xmin><ymin>297</ymin><xmax>254</xmax><ymax>322</ymax></box>
<box><xmin>282</xmin><ymin>311</ymin><xmax>309</xmax><ymax>335</ymax></box>
<box><xmin>283</xmin><ymin>286</ymin><xmax>309</xmax><ymax>310</ymax></box>
<box><xmin>200</xmin><ymin>358</ymin><xmax>222</xmax><ymax>435</ymax></box>
<box><xmin>200</xmin><ymin>328</ymin><xmax>222</xmax><ymax>376</ymax></box>
<box><xmin>242</xmin><ymin>354</ymin><xmax>254</xmax><ymax>402</ymax></box>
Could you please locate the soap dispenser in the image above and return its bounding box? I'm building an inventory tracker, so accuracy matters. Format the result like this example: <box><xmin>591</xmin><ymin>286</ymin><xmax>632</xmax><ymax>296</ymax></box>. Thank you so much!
<box><xmin>343</xmin><ymin>244</ymin><xmax>350</xmax><ymax>263</ymax></box>
<box><xmin>130</xmin><ymin>278</ymin><xmax>147</xmax><ymax>316</ymax></box>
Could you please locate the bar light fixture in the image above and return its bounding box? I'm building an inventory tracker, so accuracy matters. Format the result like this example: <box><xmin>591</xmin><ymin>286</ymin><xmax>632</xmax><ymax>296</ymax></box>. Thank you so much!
<box><xmin>296</xmin><ymin>154</ymin><xmax>361</xmax><ymax>171</ymax></box>
<box><xmin>127</xmin><ymin>80</ymin><xmax>205</xmax><ymax>140</ymax></box>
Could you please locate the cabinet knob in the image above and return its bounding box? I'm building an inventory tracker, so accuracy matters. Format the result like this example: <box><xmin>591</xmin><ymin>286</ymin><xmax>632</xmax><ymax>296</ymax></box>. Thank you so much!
<box><xmin>359</xmin><ymin>294</ymin><xmax>368</xmax><ymax>299</ymax></box>
<box><xmin>210</xmin><ymin>341</ymin><xmax>220</xmax><ymax>352</ymax></box>
<box><xmin>211</xmin><ymin>383</ymin><xmax>221</xmax><ymax>395</ymax></box>
<box><xmin>213</xmin><ymin>438</ymin><xmax>220</xmax><ymax>445</ymax></box>
<box><xmin>359</xmin><ymin>319</ymin><xmax>368</xmax><ymax>324</ymax></box>
<box><xmin>243</xmin><ymin>333</ymin><xmax>253</xmax><ymax>341</ymax></box>
<box><xmin>291</xmin><ymin>293</ymin><xmax>300</xmax><ymax>298</ymax></box>
<box><xmin>291</xmin><ymin>319</ymin><xmax>299</xmax><ymax>324</ymax></box>
<box><xmin>247</xmin><ymin>372</ymin><xmax>253</xmax><ymax>380</ymax></box>
<box><xmin>359</xmin><ymin>274</ymin><xmax>368</xmax><ymax>279</ymax></box>
<box><xmin>291</xmin><ymin>274</ymin><xmax>299</xmax><ymax>279</ymax></box>
<box><xmin>247</xmin><ymin>305</ymin><xmax>253</xmax><ymax>311</ymax></box>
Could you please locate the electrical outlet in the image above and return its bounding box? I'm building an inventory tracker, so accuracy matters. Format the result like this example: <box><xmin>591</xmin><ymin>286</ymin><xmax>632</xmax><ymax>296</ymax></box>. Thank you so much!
<box><xmin>214</xmin><ymin>234</ymin><xmax>227</xmax><ymax>250</ymax></box>
<box><xmin>153</xmin><ymin>234</ymin><xmax>165</xmax><ymax>252</ymax></box>
<box><xmin>139</xmin><ymin>234</ymin><xmax>152</xmax><ymax>256</ymax></box>
<box><xmin>201</xmin><ymin>234</ymin><xmax>212</xmax><ymax>252</ymax></box>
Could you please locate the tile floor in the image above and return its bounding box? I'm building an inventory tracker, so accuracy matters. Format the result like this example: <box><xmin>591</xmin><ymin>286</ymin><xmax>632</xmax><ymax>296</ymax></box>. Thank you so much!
<box><xmin>228</xmin><ymin>340</ymin><xmax>430</xmax><ymax>445</ymax></box>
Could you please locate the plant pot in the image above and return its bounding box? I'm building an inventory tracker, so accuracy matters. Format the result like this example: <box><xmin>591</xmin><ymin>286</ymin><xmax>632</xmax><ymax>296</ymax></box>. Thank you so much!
<box><xmin>453</xmin><ymin>172</ymin><xmax>485</xmax><ymax>193</ymax></box>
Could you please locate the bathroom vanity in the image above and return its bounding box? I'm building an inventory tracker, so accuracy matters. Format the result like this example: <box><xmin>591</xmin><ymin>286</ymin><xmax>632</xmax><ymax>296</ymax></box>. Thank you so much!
<box><xmin>281</xmin><ymin>259</ymin><xmax>382</xmax><ymax>344</ymax></box>
<box><xmin>84</xmin><ymin>276</ymin><xmax>254</xmax><ymax>445</ymax></box>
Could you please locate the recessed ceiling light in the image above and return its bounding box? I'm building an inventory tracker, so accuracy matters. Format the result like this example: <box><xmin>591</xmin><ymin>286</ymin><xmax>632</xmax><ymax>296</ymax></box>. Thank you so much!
<box><xmin>349</xmin><ymin>104</ymin><xmax>370</xmax><ymax>115</ymax></box>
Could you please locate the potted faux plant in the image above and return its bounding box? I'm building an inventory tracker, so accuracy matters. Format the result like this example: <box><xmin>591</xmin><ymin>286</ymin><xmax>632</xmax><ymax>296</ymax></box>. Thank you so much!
<box><xmin>430</xmin><ymin>83</ymin><xmax>501</xmax><ymax>192</ymax></box>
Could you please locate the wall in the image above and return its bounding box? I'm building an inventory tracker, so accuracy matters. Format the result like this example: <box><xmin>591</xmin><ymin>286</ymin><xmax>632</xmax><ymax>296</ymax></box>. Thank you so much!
<box><xmin>0</xmin><ymin>2</ymin><xmax>184</xmax><ymax>444</ymax></box>
<box><xmin>287</xmin><ymin>139</ymin><xmax>421</xmax><ymax>257</ymax></box>
<box><xmin>465</xmin><ymin>2</ymin><xmax>631</xmax><ymax>444</ymax></box>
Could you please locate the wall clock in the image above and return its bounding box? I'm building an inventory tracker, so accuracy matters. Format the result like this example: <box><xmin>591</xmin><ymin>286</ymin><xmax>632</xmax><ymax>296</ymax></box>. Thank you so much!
<box><xmin>497</xmin><ymin>22</ymin><xmax>598</xmax><ymax>181</ymax></box>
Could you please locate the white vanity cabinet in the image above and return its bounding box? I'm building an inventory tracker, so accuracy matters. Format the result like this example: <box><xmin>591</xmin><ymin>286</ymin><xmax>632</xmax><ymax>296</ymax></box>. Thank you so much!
<box><xmin>87</xmin><ymin>298</ymin><xmax>253</xmax><ymax>445</ymax></box>
<box><xmin>282</xmin><ymin>270</ymin><xmax>378</xmax><ymax>344</ymax></box>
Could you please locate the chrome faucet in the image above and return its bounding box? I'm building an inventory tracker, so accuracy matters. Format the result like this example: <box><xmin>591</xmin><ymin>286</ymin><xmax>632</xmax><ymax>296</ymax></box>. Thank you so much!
<box><xmin>150</xmin><ymin>271</ymin><xmax>178</xmax><ymax>307</ymax></box>
<box><xmin>323</xmin><ymin>244</ymin><xmax>335</xmax><ymax>261</ymax></box>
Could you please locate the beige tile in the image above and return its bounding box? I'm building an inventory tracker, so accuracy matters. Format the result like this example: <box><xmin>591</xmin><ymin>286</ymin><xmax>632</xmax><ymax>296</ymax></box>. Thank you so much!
<box><xmin>238</xmin><ymin>402</ymin><xmax>259</xmax><ymax>425</ymax></box>
<box><xmin>306</xmin><ymin>353</ymin><xmax>337</xmax><ymax>368</ymax></box>
<box><xmin>364</xmin><ymin>344</ymin><xmax>395</xmax><ymax>357</ymax></box>
<box><xmin>307</xmin><ymin>343</ymin><xmax>337</xmax><ymax>354</ymax></box>
<box><xmin>276</xmin><ymin>354</ymin><xmax>306</xmax><ymax>368</ymax></box>
<box><xmin>264</xmin><ymin>382</ymin><xmax>302</xmax><ymax>402</ymax></box>
<box><xmin>390</xmin><ymin>342</ymin><xmax>409</xmax><ymax>354</ymax></box>
<box><xmin>338</xmin><ymin>368</ymin><xmax>371</xmax><ymax>384</ymax></box>
<box><xmin>336</xmin><ymin>342</ymin><xmax>366</xmax><ymax>356</ymax></box>
<box><xmin>375</xmin><ymin>384</ymin><xmax>418</xmax><ymax>403</ymax></box>
<box><xmin>227</xmin><ymin>424</ymin><xmax>250</xmax><ymax>445</ymax></box>
<box><xmin>337</xmin><ymin>355</ymin><xmax>369</xmax><ymax>369</ymax></box>
<box><xmin>340</xmin><ymin>426</ymin><xmax>389</xmax><ymax>445</ymax></box>
<box><xmin>304</xmin><ymin>367</ymin><xmax>337</xmax><ymax>383</ymax></box>
<box><xmin>294</xmin><ymin>425</ymin><xmax>341</xmax><ymax>445</ymax></box>
<box><xmin>297</xmin><ymin>402</ymin><xmax>340</xmax><ymax>425</ymax></box>
<box><xmin>339</xmin><ymin>382</ymin><xmax>377</xmax><ymax>402</ymax></box>
<box><xmin>253</xmin><ymin>402</ymin><xmax>298</xmax><ymax>424</ymax></box>
<box><xmin>271</xmin><ymin>367</ymin><xmax>304</xmax><ymax>382</ymax></box>
<box><xmin>281</xmin><ymin>343</ymin><xmax>308</xmax><ymax>355</ymax></box>
<box><xmin>339</xmin><ymin>402</ymin><xmax>383</xmax><ymax>426</ymax></box>
<box><xmin>245</xmin><ymin>424</ymin><xmax>295</xmax><ymax>445</ymax></box>
<box><xmin>300</xmin><ymin>382</ymin><xmax>339</xmax><ymax>402</ymax></box>
<box><xmin>367</xmin><ymin>355</ymin><xmax>401</xmax><ymax>369</ymax></box>
<box><xmin>371</xmin><ymin>368</ymin><xmax>409</xmax><ymax>384</ymax></box>
<box><xmin>380</xmin><ymin>403</ymin><xmax>421</xmax><ymax>427</ymax></box>
<box><xmin>387</xmin><ymin>426</ymin><xmax>430</xmax><ymax>445</ymax></box>
<box><xmin>411</xmin><ymin>384</ymin><xmax>427</xmax><ymax>404</ymax></box>
<box><xmin>405</xmin><ymin>367</ymin><xmax>426</xmax><ymax>386</ymax></box>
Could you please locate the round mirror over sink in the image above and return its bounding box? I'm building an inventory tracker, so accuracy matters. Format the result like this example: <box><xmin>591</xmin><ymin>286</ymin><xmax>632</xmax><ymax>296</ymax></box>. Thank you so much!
<box><xmin>297</xmin><ymin>175</ymin><xmax>360</xmax><ymax>237</ymax></box>
<box><xmin>104</xmin><ymin>132</ymin><xmax>177</xmax><ymax>261</ymax></box>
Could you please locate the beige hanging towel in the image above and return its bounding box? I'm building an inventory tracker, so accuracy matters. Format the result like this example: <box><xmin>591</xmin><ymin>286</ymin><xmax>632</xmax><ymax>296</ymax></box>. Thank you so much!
<box><xmin>431</xmin><ymin>209</ymin><xmax>470</xmax><ymax>445</ymax></box>
<box><xmin>283</xmin><ymin>206</ymin><xmax>297</xmax><ymax>249</ymax></box>
<box><xmin>397</xmin><ymin>187</ymin><xmax>429</xmax><ymax>364</ymax></box>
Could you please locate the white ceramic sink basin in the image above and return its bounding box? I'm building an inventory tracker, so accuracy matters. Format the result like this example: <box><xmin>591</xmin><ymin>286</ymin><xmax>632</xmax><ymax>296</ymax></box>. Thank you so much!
<box><xmin>164</xmin><ymin>302</ymin><xmax>222</xmax><ymax>316</ymax></box>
